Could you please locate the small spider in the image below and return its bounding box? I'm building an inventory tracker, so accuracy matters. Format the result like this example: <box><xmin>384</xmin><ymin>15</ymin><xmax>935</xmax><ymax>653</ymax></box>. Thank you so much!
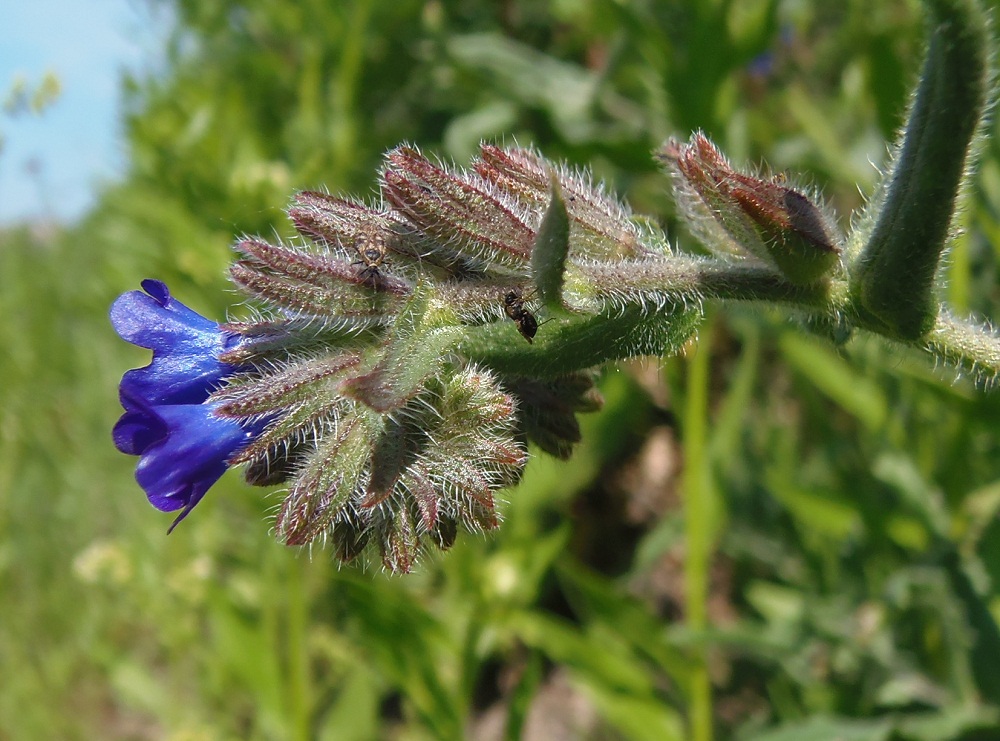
<box><xmin>503</xmin><ymin>288</ymin><xmax>538</xmax><ymax>344</ymax></box>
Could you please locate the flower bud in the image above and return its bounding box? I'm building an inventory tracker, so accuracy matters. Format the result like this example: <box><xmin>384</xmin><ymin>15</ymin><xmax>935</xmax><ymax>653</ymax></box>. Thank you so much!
<box><xmin>476</xmin><ymin>144</ymin><xmax>651</xmax><ymax>260</ymax></box>
<box><xmin>289</xmin><ymin>191</ymin><xmax>463</xmax><ymax>275</ymax></box>
<box><xmin>232</xmin><ymin>236</ymin><xmax>410</xmax><ymax>320</ymax></box>
<box><xmin>659</xmin><ymin>133</ymin><xmax>841</xmax><ymax>285</ymax></box>
<box><xmin>381</xmin><ymin>146</ymin><xmax>536</xmax><ymax>270</ymax></box>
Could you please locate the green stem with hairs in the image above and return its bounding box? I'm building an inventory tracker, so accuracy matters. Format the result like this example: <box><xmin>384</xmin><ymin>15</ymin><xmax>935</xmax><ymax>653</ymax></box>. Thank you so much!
<box><xmin>460</xmin><ymin>257</ymin><xmax>1000</xmax><ymax>382</ymax></box>
<box><xmin>851</xmin><ymin>0</ymin><xmax>990</xmax><ymax>339</ymax></box>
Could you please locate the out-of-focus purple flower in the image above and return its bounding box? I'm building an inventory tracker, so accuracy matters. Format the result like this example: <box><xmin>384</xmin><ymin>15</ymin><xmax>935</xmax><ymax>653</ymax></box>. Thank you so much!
<box><xmin>111</xmin><ymin>280</ymin><xmax>267</xmax><ymax>531</ymax></box>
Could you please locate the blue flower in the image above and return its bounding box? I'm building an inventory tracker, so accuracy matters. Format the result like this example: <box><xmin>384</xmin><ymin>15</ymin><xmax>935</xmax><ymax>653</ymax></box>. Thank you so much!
<box><xmin>111</xmin><ymin>280</ymin><xmax>267</xmax><ymax>531</ymax></box>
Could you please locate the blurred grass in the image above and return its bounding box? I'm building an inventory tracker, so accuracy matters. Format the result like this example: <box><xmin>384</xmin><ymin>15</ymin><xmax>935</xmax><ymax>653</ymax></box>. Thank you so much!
<box><xmin>3</xmin><ymin>0</ymin><xmax>1000</xmax><ymax>739</ymax></box>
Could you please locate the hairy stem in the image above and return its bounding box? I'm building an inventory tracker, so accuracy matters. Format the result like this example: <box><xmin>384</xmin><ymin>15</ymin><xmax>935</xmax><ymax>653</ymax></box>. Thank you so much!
<box><xmin>575</xmin><ymin>258</ymin><xmax>835</xmax><ymax>310</ymax></box>
<box><xmin>851</xmin><ymin>0</ymin><xmax>990</xmax><ymax>339</ymax></box>
<box><xmin>924</xmin><ymin>312</ymin><xmax>1000</xmax><ymax>382</ymax></box>
<box><xmin>575</xmin><ymin>257</ymin><xmax>1000</xmax><ymax>380</ymax></box>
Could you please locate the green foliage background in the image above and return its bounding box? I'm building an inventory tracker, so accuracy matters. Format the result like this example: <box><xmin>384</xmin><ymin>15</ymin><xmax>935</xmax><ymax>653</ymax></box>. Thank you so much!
<box><xmin>3</xmin><ymin>0</ymin><xmax>1000</xmax><ymax>738</ymax></box>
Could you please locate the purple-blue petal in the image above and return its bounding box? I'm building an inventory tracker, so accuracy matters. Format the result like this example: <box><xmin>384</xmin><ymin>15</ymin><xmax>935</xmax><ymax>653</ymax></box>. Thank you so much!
<box><xmin>112</xmin><ymin>404</ymin><xmax>168</xmax><ymax>456</ymax></box>
<box><xmin>111</xmin><ymin>280</ymin><xmax>240</xmax><ymax>407</ymax></box>
<box><xmin>118</xmin><ymin>352</ymin><xmax>232</xmax><ymax>408</ymax></box>
<box><xmin>112</xmin><ymin>279</ymin><xmax>221</xmax><ymax>351</ymax></box>
<box><xmin>112</xmin><ymin>280</ymin><xmax>267</xmax><ymax>530</ymax></box>
<box><xmin>133</xmin><ymin>403</ymin><xmax>267</xmax><ymax>527</ymax></box>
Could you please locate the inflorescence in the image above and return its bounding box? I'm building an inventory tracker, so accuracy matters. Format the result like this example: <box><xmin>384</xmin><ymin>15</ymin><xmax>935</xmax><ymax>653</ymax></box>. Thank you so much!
<box><xmin>112</xmin><ymin>143</ymin><xmax>711</xmax><ymax>572</ymax></box>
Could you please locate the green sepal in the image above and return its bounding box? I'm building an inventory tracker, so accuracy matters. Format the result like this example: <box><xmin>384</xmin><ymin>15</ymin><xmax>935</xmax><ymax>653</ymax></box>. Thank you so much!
<box><xmin>341</xmin><ymin>281</ymin><xmax>463</xmax><ymax>412</ymax></box>
<box><xmin>530</xmin><ymin>172</ymin><xmax>571</xmax><ymax>313</ymax></box>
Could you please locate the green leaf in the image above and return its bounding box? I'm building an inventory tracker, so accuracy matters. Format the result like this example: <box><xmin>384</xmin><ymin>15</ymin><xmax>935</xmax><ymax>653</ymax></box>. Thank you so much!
<box><xmin>337</xmin><ymin>576</ymin><xmax>465</xmax><ymax>738</ymax></box>
<box><xmin>504</xmin><ymin>652</ymin><xmax>543</xmax><ymax>741</ymax></box>
<box><xmin>447</xmin><ymin>33</ymin><xmax>605</xmax><ymax>143</ymax></box>
<box><xmin>556</xmin><ymin>561</ymin><xmax>697</xmax><ymax>685</ymax></box>
<box><xmin>317</xmin><ymin>668</ymin><xmax>381</xmax><ymax>741</ymax></box>
<box><xmin>765</xmin><ymin>483</ymin><xmax>863</xmax><ymax>541</ymax></box>
<box><xmin>582</xmin><ymin>683</ymin><xmax>686</xmax><ymax>741</ymax></box>
<box><xmin>508</xmin><ymin>611</ymin><xmax>655</xmax><ymax>696</ymax></box>
<box><xmin>938</xmin><ymin>546</ymin><xmax>1000</xmax><ymax>704</ymax></box>
<box><xmin>896</xmin><ymin>707</ymin><xmax>1000</xmax><ymax>741</ymax></box>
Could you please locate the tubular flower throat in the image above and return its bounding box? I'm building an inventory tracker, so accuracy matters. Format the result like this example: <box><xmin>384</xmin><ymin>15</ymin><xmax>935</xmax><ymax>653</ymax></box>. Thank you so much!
<box><xmin>111</xmin><ymin>142</ymin><xmax>718</xmax><ymax>572</ymax></box>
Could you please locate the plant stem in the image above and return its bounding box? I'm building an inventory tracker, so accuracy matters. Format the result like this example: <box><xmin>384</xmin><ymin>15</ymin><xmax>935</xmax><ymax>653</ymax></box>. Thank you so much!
<box><xmin>851</xmin><ymin>0</ymin><xmax>990</xmax><ymax>339</ymax></box>
<box><xmin>287</xmin><ymin>556</ymin><xmax>311</xmax><ymax>741</ymax></box>
<box><xmin>924</xmin><ymin>312</ymin><xmax>1000</xmax><ymax>382</ymax></box>
<box><xmin>576</xmin><ymin>258</ymin><xmax>833</xmax><ymax>308</ymax></box>
<box><xmin>579</xmin><ymin>257</ymin><xmax>1000</xmax><ymax>380</ymax></box>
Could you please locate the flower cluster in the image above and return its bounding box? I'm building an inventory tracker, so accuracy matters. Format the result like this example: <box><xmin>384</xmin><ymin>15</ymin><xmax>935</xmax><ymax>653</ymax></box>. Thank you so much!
<box><xmin>114</xmin><ymin>144</ymin><xmax>710</xmax><ymax>571</ymax></box>
<box><xmin>115</xmin><ymin>133</ymin><xmax>856</xmax><ymax>572</ymax></box>
<box><xmin>109</xmin><ymin>137</ymin><xmax>895</xmax><ymax>570</ymax></box>
<box><xmin>112</xmin><ymin>137</ymin><xmax>854</xmax><ymax>570</ymax></box>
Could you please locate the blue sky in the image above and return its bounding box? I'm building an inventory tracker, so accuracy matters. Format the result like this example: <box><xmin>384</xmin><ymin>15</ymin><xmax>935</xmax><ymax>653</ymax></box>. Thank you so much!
<box><xmin>0</xmin><ymin>0</ymin><xmax>164</xmax><ymax>224</ymax></box>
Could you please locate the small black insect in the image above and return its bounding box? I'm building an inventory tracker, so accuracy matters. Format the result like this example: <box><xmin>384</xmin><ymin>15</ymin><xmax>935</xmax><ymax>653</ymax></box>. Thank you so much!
<box><xmin>503</xmin><ymin>289</ymin><xmax>538</xmax><ymax>344</ymax></box>
<box><xmin>353</xmin><ymin>229</ymin><xmax>388</xmax><ymax>283</ymax></box>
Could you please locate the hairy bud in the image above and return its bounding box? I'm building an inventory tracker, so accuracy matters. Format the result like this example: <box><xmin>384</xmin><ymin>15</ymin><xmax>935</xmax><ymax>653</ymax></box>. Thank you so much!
<box><xmin>476</xmin><ymin>144</ymin><xmax>653</xmax><ymax>260</ymax></box>
<box><xmin>659</xmin><ymin>133</ymin><xmax>841</xmax><ymax>285</ymax></box>
<box><xmin>382</xmin><ymin>146</ymin><xmax>536</xmax><ymax>270</ymax></box>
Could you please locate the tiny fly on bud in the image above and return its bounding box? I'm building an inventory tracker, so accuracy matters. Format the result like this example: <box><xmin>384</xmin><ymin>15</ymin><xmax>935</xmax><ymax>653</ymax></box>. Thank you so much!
<box><xmin>353</xmin><ymin>228</ymin><xmax>389</xmax><ymax>283</ymax></box>
<box><xmin>503</xmin><ymin>288</ymin><xmax>538</xmax><ymax>343</ymax></box>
